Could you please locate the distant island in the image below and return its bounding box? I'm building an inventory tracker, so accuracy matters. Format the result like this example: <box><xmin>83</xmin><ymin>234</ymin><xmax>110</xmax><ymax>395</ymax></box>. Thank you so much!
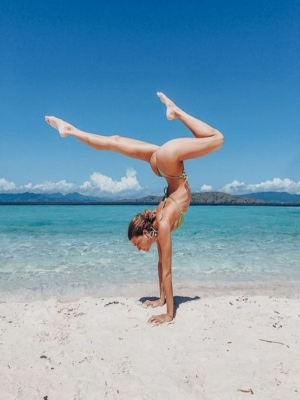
<box><xmin>0</xmin><ymin>191</ymin><xmax>300</xmax><ymax>206</ymax></box>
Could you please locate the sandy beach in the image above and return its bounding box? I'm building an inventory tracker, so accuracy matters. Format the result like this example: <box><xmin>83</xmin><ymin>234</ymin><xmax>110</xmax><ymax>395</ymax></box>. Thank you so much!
<box><xmin>1</xmin><ymin>285</ymin><xmax>299</xmax><ymax>400</ymax></box>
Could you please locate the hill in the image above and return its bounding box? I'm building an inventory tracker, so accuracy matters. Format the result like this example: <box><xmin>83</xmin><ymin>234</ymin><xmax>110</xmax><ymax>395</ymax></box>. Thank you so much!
<box><xmin>236</xmin><ymin>191</ymin><xmax>300</xmax><ymax>203</ymax></box>
<box><xmin>1</xmin><ymin>191</ymin><xmax>299</xmax><ymax>205</ymax></box>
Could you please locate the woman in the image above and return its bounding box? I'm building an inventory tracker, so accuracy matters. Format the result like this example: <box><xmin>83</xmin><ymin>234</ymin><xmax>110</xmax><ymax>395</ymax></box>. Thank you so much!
<box><xmin>45</xmin><ymin>92</ymin><xmax>224</xmax><ymax>325</ymax></box>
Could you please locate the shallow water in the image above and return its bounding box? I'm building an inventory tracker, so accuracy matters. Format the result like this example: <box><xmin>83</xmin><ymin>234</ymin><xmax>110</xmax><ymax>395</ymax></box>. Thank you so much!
<box><xmin>0</xmin><ymin>205</ymin><xmax>299</xmax><ymax>301</ymax></box>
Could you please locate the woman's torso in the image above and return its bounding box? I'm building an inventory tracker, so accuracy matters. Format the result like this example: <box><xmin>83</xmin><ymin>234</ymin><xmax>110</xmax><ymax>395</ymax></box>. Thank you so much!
<box><xmin>150</xmin><ymin>151</ymin><xmax>191</xmax><ymax>232</ymax></box>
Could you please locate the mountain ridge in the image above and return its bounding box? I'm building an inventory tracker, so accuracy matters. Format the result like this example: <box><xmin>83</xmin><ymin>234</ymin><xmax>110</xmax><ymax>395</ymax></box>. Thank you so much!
<box><xmin>0</xmin><ymin>191</ymin><xmax>300</xmax><ymax>205</ymax></box>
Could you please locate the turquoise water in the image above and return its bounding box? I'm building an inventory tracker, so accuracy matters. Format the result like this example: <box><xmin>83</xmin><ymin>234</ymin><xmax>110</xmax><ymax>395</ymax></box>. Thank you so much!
<box><xmin>0</xmin><ymin>205</ymin><xmax>299</xmax><ymax>301</ymax></box>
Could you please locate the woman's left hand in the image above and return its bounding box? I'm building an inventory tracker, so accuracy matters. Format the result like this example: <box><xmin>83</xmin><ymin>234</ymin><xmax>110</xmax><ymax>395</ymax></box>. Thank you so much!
<box><xmin>148</xmin><ymin>313</ymin><xmax>173</xmax><ymax>325</ymax></box>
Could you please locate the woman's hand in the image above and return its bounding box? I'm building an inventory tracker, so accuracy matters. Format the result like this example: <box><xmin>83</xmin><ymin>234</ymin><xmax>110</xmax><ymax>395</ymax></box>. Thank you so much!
<box><xmin>148</xmin><ymin>313</ymin><xmax>173</xmax><ymax>325</ymax></box>
<box><xmin>145</xmin><ymin>299</ymin><xmax>165</xmax><ymax>308</ymax></box>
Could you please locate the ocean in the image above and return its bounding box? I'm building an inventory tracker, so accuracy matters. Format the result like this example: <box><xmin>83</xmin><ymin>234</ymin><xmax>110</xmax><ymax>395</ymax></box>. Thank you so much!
<box><xmin>0</xmin><ymin>205</ymin><xmax>299</xmax><ymax>301</ymax></box>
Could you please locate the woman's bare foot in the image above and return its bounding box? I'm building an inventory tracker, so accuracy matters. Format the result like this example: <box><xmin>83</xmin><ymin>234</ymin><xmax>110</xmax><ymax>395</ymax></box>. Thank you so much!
<box><xmin>157</xmin><ymin>92</ymin><xmax>179</xmax><ymax>120</ymax></box>
<box><xmin>45</xmin><ymin>116</ymin><xmax>73</xmax><ymax>137</ymax></box>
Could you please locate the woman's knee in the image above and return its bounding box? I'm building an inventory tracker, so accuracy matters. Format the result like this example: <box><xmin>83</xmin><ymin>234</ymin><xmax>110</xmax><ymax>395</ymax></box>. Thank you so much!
<box><xmin>108</xmin><ymin>134</ymin><xmax>121</xmax><ymax>150</ymax></box>
<box><xmin>110</xmin><ymin>134</ymin><xmax>121</xmax><ymax>142</ymax></box>
<box><xmin>213</xmin><ymin>130</ymin><xmax>224</xmax><ymax>149</ymax></box>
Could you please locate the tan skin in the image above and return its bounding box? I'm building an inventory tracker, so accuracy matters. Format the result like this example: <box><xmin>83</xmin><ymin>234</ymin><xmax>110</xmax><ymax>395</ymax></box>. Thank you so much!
<box><xmin>45</xmin><ymin>92</ymin><xmax>224</xmax><ymax>325</ymax></box>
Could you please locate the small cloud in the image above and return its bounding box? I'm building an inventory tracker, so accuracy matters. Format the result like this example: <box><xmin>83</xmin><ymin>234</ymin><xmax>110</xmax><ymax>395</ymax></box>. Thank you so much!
<box><xmin>23</xmin><ymin>180</ymin><xmax>76</xmax><ymax>194</ymax></box>
<box><xmin>201</xmin><ymin>184</ymin><xmax>213</xmax><ymax>192</ymax></box>
<box><xmin>221</xmin><ymin>180</ymin><xmax>247</xmax><ymax>194</ymax></box>
<box><xmin>0</xmin><ymin>178</ymin><xmax>16</xmax><ymax>191</ymax></box>
<box><xmin>221</xmin><ymin>178</ymin><xmax>300</xmax><ymax>195</ymax></box>
<box><xmin>80</xmin><ymin>168</ymin><xmax>141</xmax><ymax>196</ymax></box>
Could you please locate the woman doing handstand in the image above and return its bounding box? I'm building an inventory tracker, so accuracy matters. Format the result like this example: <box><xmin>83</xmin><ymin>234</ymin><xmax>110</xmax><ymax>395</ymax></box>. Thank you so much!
<box><xmin>45</xmin><ymin>92</ymin><xmax>224</xmax><ymax>325</ymax></box>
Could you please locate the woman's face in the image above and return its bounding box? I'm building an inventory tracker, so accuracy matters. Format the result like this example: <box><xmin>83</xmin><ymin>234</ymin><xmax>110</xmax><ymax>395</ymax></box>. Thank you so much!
<box><xmin>130</xmin><ymin>231</ymin><xmax>152</xmax><ymax>252</ymax></box>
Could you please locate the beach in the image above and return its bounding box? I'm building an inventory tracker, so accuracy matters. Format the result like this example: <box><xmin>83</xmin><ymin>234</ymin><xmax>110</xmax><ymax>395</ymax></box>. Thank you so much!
<box><xmin>2</xmin><ymin>0</ymin><xmax>300</xmax><ymax>397</ymax></box>
<box><xmin>1</xmin><ymin>205</ymin><xmax>300</xmax><ymax>399</ymax></box>
<box><xmin>1</xmin><ymin>284</ymin><xmax>300</xmax><ymax>400</ymax></box>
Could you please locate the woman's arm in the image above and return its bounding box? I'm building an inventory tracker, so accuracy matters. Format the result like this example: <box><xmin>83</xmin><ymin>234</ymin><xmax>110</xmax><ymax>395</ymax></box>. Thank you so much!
<box><xmin>148</xmin><ymin>223</ymin><xmax>173</xmax><ymax>324</ymax></box>
<box><xmin>158</xmin><ymin>261</ymin><xmax>166</xmax><ymax>305</ymax></box>
<box><xmin>145</xmin><ymin>243</ymin><xmax>166</xmax><ymax>308</ymax></box>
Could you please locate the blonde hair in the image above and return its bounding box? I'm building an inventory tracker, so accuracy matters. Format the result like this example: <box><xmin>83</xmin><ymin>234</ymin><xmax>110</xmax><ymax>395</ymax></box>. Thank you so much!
<box><xmin>128</xmin><ymin>209</ymin><xmax>156</xmax><ymax>239</ymax></box>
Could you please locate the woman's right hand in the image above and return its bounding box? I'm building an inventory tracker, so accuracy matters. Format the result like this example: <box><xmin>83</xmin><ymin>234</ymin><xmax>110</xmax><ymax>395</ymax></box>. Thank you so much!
<box><xmin>145</xmin><ymin>299</ymin><xmax>165</xmax><ymax>308</ymax></box>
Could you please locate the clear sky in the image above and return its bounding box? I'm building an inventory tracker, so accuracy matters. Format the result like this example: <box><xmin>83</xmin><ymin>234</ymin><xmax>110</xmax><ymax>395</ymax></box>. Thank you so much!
<box><xmin>1</xmin><ymin>0</ymin><xmax>299</xmax><ymax>198</ymax></box>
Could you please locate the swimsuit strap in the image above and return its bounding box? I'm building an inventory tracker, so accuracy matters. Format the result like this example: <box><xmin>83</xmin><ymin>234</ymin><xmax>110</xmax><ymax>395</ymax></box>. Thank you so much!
<box><xmin>157</xmin><ymin>165</ymin><xmax>188</xmax><ymax>181</ymax></box>
<box><xmin>159</xmin><ymin>188</ymin><xmax>168</xmax><ymax>221</ymax></box>
<box><xmin>168</xmin><ymin>195</ymin><xmax>185</xmax><ymax>229</ymax></box>
<box><xmin>167</xmin><ymin>193</ymin><xmax>183</xmax><ymax>215</ymax></box>
<box><xmin>151</xmin><ymin>153</ymin><xmax>189</xmax><ymax>185</ymax></box>
<box><xmin>159</xmin><ymin>187</ymin><xmax>185</xmax><ymax>230</ymax></box>
<box><xmin>157</xmin><ymin>165</ymin><xmax>189</xmax><ymax>195</ymax></box>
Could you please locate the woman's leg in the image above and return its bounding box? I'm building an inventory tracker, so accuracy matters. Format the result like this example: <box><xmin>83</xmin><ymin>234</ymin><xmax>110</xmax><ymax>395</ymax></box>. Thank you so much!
<box><xmin>157</xmin><ymin>93</ymin><xmax>224</xmax><ymax>161</ymax></box>
<box><xmin>45</xmin><ymin>116</ymin><xmax>159</xmax><ymax>162</ymax></box>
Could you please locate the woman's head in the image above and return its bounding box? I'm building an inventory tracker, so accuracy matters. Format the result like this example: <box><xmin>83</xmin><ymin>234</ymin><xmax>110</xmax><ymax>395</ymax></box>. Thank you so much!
<box><xmin>128</xmin><ymin>209</ymin><xmax>156</xmax><ymax>251</ymax></box>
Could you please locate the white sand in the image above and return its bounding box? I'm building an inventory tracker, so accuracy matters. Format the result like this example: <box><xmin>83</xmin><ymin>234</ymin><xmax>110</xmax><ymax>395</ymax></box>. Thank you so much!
<box><xmin>1</xmin><ymin>291</ymin><xmax>299</xmax><ymax>400</ymax></box>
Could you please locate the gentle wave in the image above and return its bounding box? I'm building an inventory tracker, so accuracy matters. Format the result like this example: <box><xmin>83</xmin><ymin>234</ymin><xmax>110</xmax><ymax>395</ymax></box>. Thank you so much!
<box><xmin>0</xmin><ymin>205</ymin><xmax>299</xmax><ymax>301</ymax></box>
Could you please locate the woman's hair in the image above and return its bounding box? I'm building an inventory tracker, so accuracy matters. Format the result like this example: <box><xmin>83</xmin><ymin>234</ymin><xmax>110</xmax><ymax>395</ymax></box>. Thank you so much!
<box><xmin>128</xmin><ymin>209</ymin><xmax>156</xmax><ymax>240</ymax></box>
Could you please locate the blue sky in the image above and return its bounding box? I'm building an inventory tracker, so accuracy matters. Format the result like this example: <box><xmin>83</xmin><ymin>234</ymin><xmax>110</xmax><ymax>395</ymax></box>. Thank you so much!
<box><xmin>1</xmin><ymin>0</ymin><xmax>299</xmax><ymax>197</ymax></box>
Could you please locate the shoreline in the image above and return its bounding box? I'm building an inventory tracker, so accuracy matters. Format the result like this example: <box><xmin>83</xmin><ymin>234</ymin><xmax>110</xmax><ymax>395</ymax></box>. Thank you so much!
<box><xmin>1</xmin><ymin>202</ymin><xmax>300</xmax><ymax>206</ymax></box>
<box><xmin>1</xmin><ymin>280</ymin><xmax>300</xmax><ymax>304</ymax></box>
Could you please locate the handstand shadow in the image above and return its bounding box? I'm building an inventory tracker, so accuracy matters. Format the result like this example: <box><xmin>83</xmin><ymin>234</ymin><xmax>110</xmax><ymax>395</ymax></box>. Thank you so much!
<box><xmin>138</xmin><ymin>295</ymin><xmax>201</xmax><ymax>317</ymax></box>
